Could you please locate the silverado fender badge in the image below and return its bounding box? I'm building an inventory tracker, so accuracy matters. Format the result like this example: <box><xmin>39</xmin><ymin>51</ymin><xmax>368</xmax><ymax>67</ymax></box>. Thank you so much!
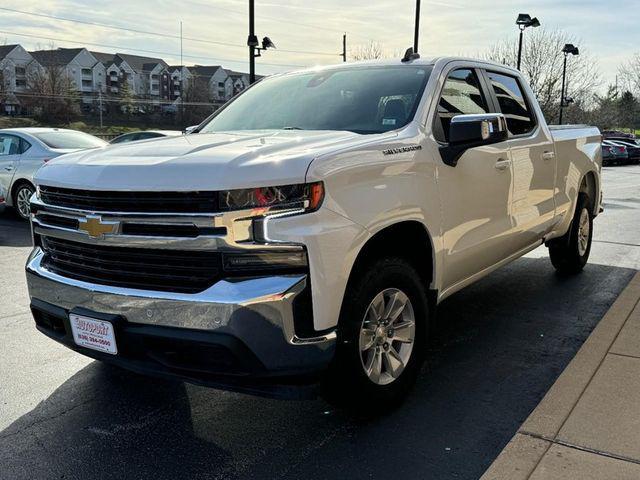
<box><xmin>382</xmin><ymin>145</ymin><xmax>422</xmax><ymax>156</ymax></box>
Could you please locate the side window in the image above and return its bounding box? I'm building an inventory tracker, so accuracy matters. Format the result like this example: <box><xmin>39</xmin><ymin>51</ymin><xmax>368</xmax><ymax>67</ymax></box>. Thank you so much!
<box><xmin>435</xmin><ymin>69</ymin><xmax>489</xmax><ymax>142</ymax></box>
<box><xmin>20</xmin><ymin>138</ymin><xmax>31</xmax><ymax>154</ymax></box>
<box><xmin>0</xmin><ymin>135</ymin><xmax>21</xmax><ymax>156</ymax></box>
<box><xmin>486</xmin><ymin>72</ymin><xmax>536</xmax><ymax>136</ymax></box>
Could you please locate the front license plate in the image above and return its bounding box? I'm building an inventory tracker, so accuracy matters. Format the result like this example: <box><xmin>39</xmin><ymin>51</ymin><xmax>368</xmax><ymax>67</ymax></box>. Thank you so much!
<box><xmin>69</xmin><ymin>314</ymin><xmax>118</xmax><ymax>355</ymax></box>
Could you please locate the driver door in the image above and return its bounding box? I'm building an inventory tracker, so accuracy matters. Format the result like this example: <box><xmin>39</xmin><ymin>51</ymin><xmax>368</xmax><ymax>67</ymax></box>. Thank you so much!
<box><xmin>434</xmin><ymin>67</ymin><xmax>516</xmax><ymax>292</ymax></box>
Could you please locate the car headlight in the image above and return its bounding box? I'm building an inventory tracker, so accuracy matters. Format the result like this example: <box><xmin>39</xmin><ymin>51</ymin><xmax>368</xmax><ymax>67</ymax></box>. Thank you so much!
<box><xmin>219</xmin><ymin>182</ymin><xmax>324</xmax><ymax>212</ymax></box>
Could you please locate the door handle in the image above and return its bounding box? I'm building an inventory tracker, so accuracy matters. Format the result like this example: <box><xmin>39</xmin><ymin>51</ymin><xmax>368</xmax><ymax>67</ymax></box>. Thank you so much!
<box><xmin>3</xmin><ymin>166</ymin><xmax>13</xmax><ymax>171</ymax></box>
<box><xmin>542</xmin><ymin>151</ymin><xmax>555</xmax><ymax>161</ymax></box>
<box><xmin>495</xmin><ymin>159</ymin><xmax>511</xmax><ymax>171</ymax></box>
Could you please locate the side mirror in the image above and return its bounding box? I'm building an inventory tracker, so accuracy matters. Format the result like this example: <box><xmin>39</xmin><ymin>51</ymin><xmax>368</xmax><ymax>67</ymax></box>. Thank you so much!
<box><xmin>440</xmin><ymin>113</ymin><xmax>508</xmax><ymax>167</ymax></box>
<box><xmin>183</xmin><ymin>125</ymin><xmax>199</xmax><ymax>135</ymax></box>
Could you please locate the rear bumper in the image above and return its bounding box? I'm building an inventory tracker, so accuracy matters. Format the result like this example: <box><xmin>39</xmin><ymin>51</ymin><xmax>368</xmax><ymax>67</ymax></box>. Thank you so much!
<box><xmin>26</xmin><ymin>248</ymin><xmax>336</xmax><ymax>397</ymax></box>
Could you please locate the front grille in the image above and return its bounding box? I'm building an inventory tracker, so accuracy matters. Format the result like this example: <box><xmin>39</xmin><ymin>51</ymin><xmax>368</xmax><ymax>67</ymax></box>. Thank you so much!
<box><xmin>41</xmin><ymin>237</ymin><xmax>222</xmax><ymax>293</ymax></box>
<box><xmin>39</xmin><ymin>186</ymin><xmax>219</xmax><ymax>213</ymax></box>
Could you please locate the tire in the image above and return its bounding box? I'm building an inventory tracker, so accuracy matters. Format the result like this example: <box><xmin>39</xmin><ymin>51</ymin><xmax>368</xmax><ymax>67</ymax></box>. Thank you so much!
<box><xmin>548</xmin><ymin>193</ymin><xmax>593</xmax><ymax>275</ymax></box>
<box><xmin>13</xmin><ymin>182</ymin><xmax>35</xmax><ymax>221</ymax></box>
<box><xmin>322</xmin><ymin>257</ymin><xmax>429</xmax><ymax>414</ymax></box>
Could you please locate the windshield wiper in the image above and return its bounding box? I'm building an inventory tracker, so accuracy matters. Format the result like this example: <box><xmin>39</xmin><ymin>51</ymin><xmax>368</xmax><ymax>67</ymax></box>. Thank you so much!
<box><xmin>282</xmin><ymin>126</ymin><xmax>304</xmax><ymax>130</ymax></box>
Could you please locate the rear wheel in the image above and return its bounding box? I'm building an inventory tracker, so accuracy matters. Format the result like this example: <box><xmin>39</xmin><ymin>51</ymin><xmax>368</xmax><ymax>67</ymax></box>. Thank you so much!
<box><xmin>322</xmin><ymin>257</ymin><xmax>428</xmax><ymax>414</ymax></box>
<box><xmin>13</xmin><ymin>182</ymin><xmax>34</xmax><ymax>221</ymax></box>
<box><xmin>548</xmin><ymin>193</ymin><xmax>593</xmax><ymax>274</ymax></box>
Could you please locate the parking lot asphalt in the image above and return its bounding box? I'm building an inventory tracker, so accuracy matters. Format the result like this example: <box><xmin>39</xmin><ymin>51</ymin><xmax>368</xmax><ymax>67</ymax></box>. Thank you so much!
<box><xmin>1</xmin><ymin>165</ymin><xmax>639</xmax><ymax>480</ymax></box>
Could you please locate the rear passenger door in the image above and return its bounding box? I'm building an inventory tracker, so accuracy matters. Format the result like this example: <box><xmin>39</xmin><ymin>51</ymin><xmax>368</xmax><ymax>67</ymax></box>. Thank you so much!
<box><xmin>434</xmin><ymin>67</ymin><xmax>517</xmax><ymax>291</ymax></box>
<box><xmin>482</xmin><ymin>70</ymin><xmax>556</xmax><ymax>247</ymax></box>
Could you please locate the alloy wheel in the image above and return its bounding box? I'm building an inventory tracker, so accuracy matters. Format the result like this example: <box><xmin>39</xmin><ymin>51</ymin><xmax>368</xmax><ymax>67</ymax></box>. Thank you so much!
<box><xmin>358</xmin><ymin>288</ymin><xmax>416</xmax><ymax>386</ymax></box>
<box><xmin>16</xmin><ymin>185</ymin><xmax>34</xmax><ymax>220</ymax></box>
<box><xmin>577</xmin><ymin>208</ymin><xmax>590</xmax><ymax>256</ymax></box>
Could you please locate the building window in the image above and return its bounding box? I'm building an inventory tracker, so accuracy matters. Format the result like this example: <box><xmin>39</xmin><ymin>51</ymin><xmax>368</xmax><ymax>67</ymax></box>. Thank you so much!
<box><xmin>15</xmin><ymin>67</ymin><xmax>26</xmax><ymax>77</ymax></box>
<box><xmin>218</xmin><ymin>82</ymin><xmax>225</xmax><ymax>88</ymax></box>
<box><xmin>151</xmin><ymin>74</ymin><xmax>159</xmax><ymax>80</ymax></box>
<box><xmin>81</xmin><ymin>68</ymin><xmax>92</xmax><ymax>76</ymax></box>
<box><xmin>15</xmin><ymin>79</ymin><xmax>27</xmax><ymax>88</ymax></box>
<box><xmin>82</xmin><ymin>79</ymin><xmax>93</xmax><ymax>88</ymax></box>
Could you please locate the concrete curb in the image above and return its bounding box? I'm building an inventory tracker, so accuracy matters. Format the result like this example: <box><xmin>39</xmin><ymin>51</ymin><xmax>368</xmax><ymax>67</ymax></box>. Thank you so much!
<box><xmin>481</xmin><ymin>271</ymin><xmax>640</xmax><ymax>480</ymax></box>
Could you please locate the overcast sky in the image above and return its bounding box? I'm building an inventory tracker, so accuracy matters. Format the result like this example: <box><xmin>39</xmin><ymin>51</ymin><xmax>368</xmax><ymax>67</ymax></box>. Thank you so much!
<box><xmin>1</xmin><ymin>0</ymin><xmax>637</xmax><ymax>88</ymax></box>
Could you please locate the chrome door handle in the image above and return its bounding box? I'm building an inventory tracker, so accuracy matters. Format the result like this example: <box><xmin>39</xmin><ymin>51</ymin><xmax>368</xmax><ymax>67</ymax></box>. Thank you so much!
<box><xmin>3</xmin><ymin>166</ymin><xmax>13</xmax><ymax>171</ymax></box>
<box><xmin>495</xmin><ymin>159</ymin><xmax>511</xmax><ymax>171</ymax></box>
<box><xmin>542</xmin><ymin>151</ymin><xmax>555</xmax><ymax>161</ymax></box>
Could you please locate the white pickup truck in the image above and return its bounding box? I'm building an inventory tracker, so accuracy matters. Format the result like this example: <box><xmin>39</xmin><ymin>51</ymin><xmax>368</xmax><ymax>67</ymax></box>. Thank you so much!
<box><xmin>26</xmin><ymin>55</ymin><xmax>601</xmax><ymax>410</ymax></box>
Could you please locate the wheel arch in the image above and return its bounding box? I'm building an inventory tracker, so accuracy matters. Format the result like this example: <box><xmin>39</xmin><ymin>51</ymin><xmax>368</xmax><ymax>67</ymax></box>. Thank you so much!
<box><xmin>10</xmin><ymin>177</ymin><xmax>35</xmax><ymax>207</ymax></box>
<box><xmin>580</xmin><ymin>169</ymin><xmax>599</xmax><ymax>216</ymax></box>
<box><xmin>347</xmin><ymin>220</ymin><xmax>437</xmax><ymax>300</ymax></box>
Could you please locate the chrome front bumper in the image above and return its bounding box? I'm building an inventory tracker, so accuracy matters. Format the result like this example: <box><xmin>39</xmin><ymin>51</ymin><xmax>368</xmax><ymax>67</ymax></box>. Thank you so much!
<box><xmin>26</xmin><ymin>248</ymin><xmax>336</xmax><ymax>374</ymax></box>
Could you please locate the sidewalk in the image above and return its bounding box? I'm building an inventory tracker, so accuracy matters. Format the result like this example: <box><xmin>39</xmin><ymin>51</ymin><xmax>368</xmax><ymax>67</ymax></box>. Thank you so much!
<box><xmin>482</xmin><ymin>271</ymin><xmax>640</xmax><ymax>479</ymax></box>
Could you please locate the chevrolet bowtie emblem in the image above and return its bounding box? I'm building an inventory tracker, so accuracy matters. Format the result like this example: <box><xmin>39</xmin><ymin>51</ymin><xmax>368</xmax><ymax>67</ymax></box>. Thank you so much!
<box><xmin>78</xmin><ymin>215</ymin><xmax>119</xmax><ymax>239</ymax></box>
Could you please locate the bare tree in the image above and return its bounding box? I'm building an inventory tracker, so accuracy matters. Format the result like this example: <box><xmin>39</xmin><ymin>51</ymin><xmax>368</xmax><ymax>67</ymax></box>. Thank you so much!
<box><xmin>349</xmin><ymin>41</ymin><xmax>386</xmax><ymax>61</ymax></box>
<box><xmin>180</xmin><ymin>75</ymin><xmax>213</xmax><ymax>126</ymax></box>
<box><xmin>484</xmin><ymin>28</ymin><xmax>601</xmax><ymax>124</ymax></box>
<box><xmin>618</xmin><ymin>54</ymin><xmax>640</xmax><ymax>97</ymax></box>
<box><xmin>25</xmin><ymin>63</ymin><xmax>79</xmax><ymax>122</ymax></box>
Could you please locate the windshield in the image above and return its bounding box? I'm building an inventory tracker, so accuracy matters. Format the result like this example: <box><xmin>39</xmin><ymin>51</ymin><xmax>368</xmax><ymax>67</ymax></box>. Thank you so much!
<box><xmin>33</xmin><ymin>131</ymin><xmax>107</xmax><ymax>150</ymax></box>
<box><xmin>200</xmin><ymin>65</ymin><xmax>432</xmax><ymax>135</ymax></box>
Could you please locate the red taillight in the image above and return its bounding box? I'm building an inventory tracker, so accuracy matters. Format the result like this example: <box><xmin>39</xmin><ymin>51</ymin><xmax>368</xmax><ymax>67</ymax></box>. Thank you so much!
<box><xmin>618</xmin><ymin>147</ymin><xmax>626</xmax><ymax>153</ymax></box>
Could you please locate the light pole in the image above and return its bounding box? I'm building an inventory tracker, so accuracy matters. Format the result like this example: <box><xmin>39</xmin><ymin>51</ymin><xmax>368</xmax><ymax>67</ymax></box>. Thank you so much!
<box><xmin>515</xmin><ymin>13</ymin><xmax>540</xmax><ymax>70</ymax></box>
<box><xmin>559</xmin><ymin>43</ymin><xmax>579</xmax><ymax>125</ymax></box>
<box><xmin>248</xmin><ymin>0</ymin><xmax>276</xmax><ymax>84</ymax></box>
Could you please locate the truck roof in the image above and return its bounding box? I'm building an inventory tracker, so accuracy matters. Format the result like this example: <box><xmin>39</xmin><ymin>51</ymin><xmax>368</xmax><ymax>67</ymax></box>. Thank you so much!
<box><xmin>288</xmin><ymin>56</ymin><xmax>521</xmax><ymax>76</ymax></box>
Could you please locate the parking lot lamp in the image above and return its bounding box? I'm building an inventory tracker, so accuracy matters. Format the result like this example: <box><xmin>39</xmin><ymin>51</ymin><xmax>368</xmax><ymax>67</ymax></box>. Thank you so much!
<box><xmin>248</xmin><ymin>0</ymin><xmax>276</xmax><ymax>84</ymax></box>
<box><xmin>516</xmin><ymin>13</ymin><xmax>540</xmax><ymax>70</ymax></box>
<box><xmin>559</xmin><ymin>43</ymin><xmax>579</xmax><ymax>125</ymax></box>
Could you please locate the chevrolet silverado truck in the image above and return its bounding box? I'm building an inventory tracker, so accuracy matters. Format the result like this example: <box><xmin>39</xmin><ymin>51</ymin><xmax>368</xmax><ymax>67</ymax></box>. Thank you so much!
<box><xmin>26</xmin><ymin>55</ymin><xmax>602</xmax><ymax>409</ymax></box>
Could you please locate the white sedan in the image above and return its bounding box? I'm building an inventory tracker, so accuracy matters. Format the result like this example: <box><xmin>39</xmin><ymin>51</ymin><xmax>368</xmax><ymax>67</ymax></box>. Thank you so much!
<box><xmin>0</xmin><ymin>128</ymin><xmax>107</xmax><ymax>219</ymax></box>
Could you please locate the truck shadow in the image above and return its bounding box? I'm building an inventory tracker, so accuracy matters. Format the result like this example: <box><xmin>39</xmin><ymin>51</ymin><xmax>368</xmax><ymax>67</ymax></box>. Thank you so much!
<box><xmin>0</xmin><ymin>256</ymin><xmax>636</xmax><ymax>480</ymax></box>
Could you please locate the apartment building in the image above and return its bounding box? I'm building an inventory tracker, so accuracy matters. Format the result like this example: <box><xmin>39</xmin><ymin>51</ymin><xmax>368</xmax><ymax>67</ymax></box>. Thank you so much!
<box><xmin>0</xmin><ymin>44</ymin><xmax>40</xmax><ymax>114</ymax></box>
<box><xmin>29</xmin><ymin>48</ymin><xmax>107</xmax><ymax>104</ymax></box>
<box><xmin>0</xmin><ymin>44</ymin><xmax>255</xmax><ymax>115</ymax></box>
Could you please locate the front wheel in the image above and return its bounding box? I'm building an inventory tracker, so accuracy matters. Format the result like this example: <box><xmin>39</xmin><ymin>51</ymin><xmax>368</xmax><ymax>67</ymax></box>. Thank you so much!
<box><xmin>322</xmin><ymin>257</ymin><xmax>428</xmax><ymax>414</ymax></box>
<box><xmin>548</xmin><ymin>193</ymin><xmax>593</xmax><ymax>274</ymax></box>
<box><xmin>13</xmin><ymin>183</ymin><xmax>35</xmax><ymax>221</ymax></box>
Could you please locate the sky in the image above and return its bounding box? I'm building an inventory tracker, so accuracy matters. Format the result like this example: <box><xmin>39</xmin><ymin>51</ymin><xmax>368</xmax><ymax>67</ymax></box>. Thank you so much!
<box><xmin>1</xmin><ymin>0</ymin><xmax>638</xmax><ymax>88</ymax></box>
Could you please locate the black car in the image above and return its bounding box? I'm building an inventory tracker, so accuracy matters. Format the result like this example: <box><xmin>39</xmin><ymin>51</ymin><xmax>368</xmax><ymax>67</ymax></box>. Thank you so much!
<box><xmin>607</xmin><ymin>138</ymin><xmax>640</xmax><ymax>165</ymax></box>
<box><xmin>602</xmin><ymin>140</ymin><xmax>629</xmax><ymax>166</ymax></box>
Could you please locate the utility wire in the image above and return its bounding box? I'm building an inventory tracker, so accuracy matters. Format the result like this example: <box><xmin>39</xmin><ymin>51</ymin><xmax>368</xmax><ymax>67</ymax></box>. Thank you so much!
<box><xmin>12</xmin><ymin>91</ymin><xmax>219</xmax><ymax>106</ymax></box>
<box><xmin>0</xmin><ymin>7</ymin><xmax>342</xmax><ymax>57</ymax></box>
<box><xmin>0</xmin><ymin>30</ymin><xmax>307</xmax><ymax>68</ymax></box>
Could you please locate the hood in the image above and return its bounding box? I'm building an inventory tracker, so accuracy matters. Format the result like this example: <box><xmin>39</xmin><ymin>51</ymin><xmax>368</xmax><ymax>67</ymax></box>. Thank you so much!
<box><xmin>36</xmin><ymin>130</ymin><xmax>375</xmax><ymax>191</ymax></box>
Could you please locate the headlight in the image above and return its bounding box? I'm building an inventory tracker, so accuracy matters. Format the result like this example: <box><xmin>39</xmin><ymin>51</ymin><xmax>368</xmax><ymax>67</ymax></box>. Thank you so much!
<box><xmin>219</xmin><ymin>182</ymin><xmax>324</xmax><ymax>212</ymax></box>
<box><xmin>222</xmin><ymin>250</ymin><xmax>308</xmax><ymax>272</ymax></box>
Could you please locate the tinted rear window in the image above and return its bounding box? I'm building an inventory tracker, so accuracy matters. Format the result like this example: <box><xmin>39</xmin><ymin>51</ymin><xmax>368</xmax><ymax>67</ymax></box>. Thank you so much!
<box><xmin>486</xmin><ymin>72</ymin><xmax>536</xmax><ymax>136</ymax></box>
<box><xmin>33</xmin><ymin>131</ymin><xmax>107</xmax><ymax>149</ymax></box>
